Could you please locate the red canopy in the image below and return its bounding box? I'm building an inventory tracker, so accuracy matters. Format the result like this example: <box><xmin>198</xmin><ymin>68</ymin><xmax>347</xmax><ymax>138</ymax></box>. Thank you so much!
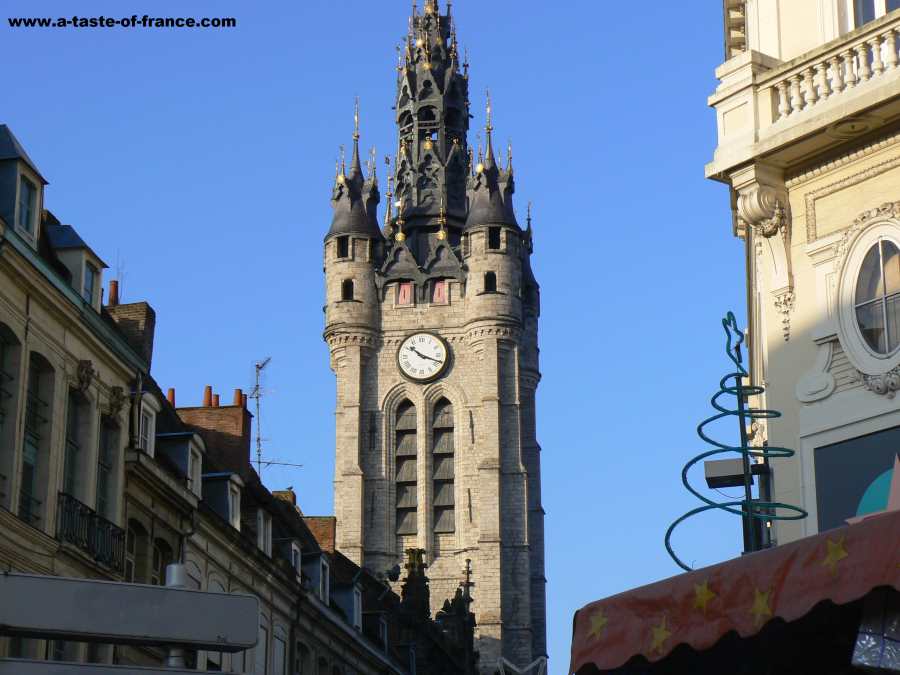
<box><xmin>570</xmin><ymin>509</ymin><xmax>900</xmax><ymax>673</ymax></box>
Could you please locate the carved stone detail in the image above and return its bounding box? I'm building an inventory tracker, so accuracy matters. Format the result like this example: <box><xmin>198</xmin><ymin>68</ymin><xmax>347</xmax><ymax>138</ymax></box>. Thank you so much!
<box><xmin>833</xmin><ymin>201</ymin><xmax>900</xmax><ymax>275</ymax></box>
<box><xmin>796</xmin><ymin>340</ymin><xmax>837</xmax><ymax>403</ymax></box>
<box><xmin>76</xmin><ymin>360</ymin><xmax>95</xmax><ymax>395</ymax></box>
<box><xmin>860</xmin><ymin>366</ymin><xmax>900</xmax><ymax>398</ymax></box>
<box><xmin>107</xmin><ymin>385</ymin><xmax>127</xmax><ymax>417</ymax></box>
<box><xmin>737</xmin><ymin>185</ymin><xmax>786</xmax><ymax>238</ymax></box>
<box><xmin>773</xmin><ymin>289</ymin><xmax>795</xmax><ymax>341</ymax></box>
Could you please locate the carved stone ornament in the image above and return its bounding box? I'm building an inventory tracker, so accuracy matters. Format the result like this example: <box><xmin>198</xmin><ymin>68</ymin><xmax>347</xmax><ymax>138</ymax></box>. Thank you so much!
<box><xmin>737</xmin><ymin>185</ymin><xmax>787</xmax><ymax>238</ymax></box>
<box><xmin>860</xmin><ymin>367</ymin><xmax>900</xmax><ymax>398</ymax></box>
<box><xmin>107</xmin><ymin>385</ymin><xmax>127</xmax><ymax>417</ymax></box>
<box><xmin>773</xmin><ymin>290</ymin><xmax>795</xmax><ymax>342</ymax></box>
<box><xmin>76</xmin><ymin>359</ymin><xmax>95</xmax><ymax>394</ymax></box>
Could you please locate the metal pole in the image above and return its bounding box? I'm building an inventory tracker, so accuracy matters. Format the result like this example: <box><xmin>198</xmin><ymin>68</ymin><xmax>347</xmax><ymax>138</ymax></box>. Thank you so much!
<box><xmin>735</xmin><ymin>372</ymin><xmax>756</xmax><ymax>554</ymax></box>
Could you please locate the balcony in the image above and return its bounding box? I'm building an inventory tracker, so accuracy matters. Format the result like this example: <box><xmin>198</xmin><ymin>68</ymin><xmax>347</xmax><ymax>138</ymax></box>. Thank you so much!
<box><xmin>708</xmin><ymin>12</ymin><xmax>900</xmax><ymax>180</ymax></box>
<box><xmin>56</xmin><ymin>492</ymin><xmax>125</xmax><ymax>572</ymax></box>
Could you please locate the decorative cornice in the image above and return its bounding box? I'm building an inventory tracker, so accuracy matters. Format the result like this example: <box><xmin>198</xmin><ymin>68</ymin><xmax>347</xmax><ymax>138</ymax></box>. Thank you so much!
<box><xmin>786</xmin><ymin>127</ymin><xmax>900</xmax><ymax>188</ymax></box>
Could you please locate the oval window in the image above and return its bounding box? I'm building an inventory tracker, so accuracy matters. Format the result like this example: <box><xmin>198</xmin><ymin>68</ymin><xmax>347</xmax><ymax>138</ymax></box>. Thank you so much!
<box><xmin>855</xmin><ymin>239</ymin><xmax>900</xmax><ymax>354</ymax></box>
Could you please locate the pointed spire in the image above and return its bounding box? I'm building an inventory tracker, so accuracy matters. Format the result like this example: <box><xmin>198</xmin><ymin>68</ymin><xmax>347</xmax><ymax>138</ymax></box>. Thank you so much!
<box><xmin>338</xmin><ymin>145</ymin><xmax>346</xmax><ymax>183</ymax></box>
<box><xmin>507</xmin><ymin>139</ymin><xmax>513</xmax><ymax>173</ymax></box>
<box><xmin>384</xmin><ymin>172</ymin><xmax>395</xmax><ymax>229</ymax></box>
<box><xmin>348</xmin><ymin>97</ymin><xmax>363</xmax><ymax>178</ymax></box>
<box><xmin>484</xmin><ymin>90</ymin><xmax>496</xmax><ymax>168</ymax></box>
<box><xmin>527</xmin><ymin>201</ymin><xmax>533</xmax><ymax>233</ymax></box>
<box><xmin>369</xmin><ymin>146</ymin><xmax>378</xmax><ymax>180</ymax></box>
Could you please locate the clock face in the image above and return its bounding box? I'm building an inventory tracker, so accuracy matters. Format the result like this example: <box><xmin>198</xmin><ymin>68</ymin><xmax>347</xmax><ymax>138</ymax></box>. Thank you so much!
<box><xmin>397</xmin><ymin>332</ymin><xmax>449</xmax><ymax>382</ymax></box>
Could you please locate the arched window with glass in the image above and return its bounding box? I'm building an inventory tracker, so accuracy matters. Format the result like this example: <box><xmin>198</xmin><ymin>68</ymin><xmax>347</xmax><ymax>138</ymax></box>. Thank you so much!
<box><xmin>855</xmin><ymin>237</ymin><xmax>900</xmax><ymax>354</ymax></box>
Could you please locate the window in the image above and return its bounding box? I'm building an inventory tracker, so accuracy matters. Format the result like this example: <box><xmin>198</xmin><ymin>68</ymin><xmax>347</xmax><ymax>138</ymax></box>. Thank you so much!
<box><xmin>17</xmin><ymin>177</ymin><xmax>37</xmax><ymax>235</ymax></box>
<box><xmin>257</xmin><ymin>509</ymin><xmax>272</xmax><ymax>555</ymax></box>
<box><xmin>96</xmin><ymin>418</ymin><xmax>118</xmax><ymax>519</ymax></box>
<box><xmin>151</xmin><ymin>539</ymin><xmax>173</xmax><ymax>586</ymax></box>
<box><xmin>432</xmin><ymin>399</ymin><xmax>455</xmax><ymax>533</ymax></box>
<box><xmin>341</xmin><ymin>279</ymin><xmax>354</xmax><ymax>301</ymax></box>
<box><xmin>855</xmin><ymin>239</ymin><xmax>900</xmax><ymax>354</ymax></box>
<box><xmin>125</xmin><ymin>520</ymin><xmax>149</xmax><ymax>583</ymax></box>
<box><xmin>188</xmin><ymin>446</ymin><xmax>202</xmax><ymax>497</ymax></box>
<box><xmin>229</xmin><ymin>485</ymin><xmax>242</xmax><ymax>530</ymax></box>
<box><xmin>139</xmin><ymin>407</ymin><xmax>155</xmax><ymax>457</ymax></box>
<box><xmin>431</xmin><ymin>279</ymin><xmax>448</xmax><ymax>304</ymax></box>
<box><xmin>488</xmin><ymin>226</ymin><xmax>501</xmax><ymax>250</ymax></box>
<box><xmin>83</xmin><ymin>262</ymin><xmax>97</xmax><ymax>303</ymax></box>
<box><xmin>484</xmin><ymin>271</ymin><xmax>497</xmax><ymax>293</ymax></box>
<box><xmin>395</xmin><ymin>400</ymin><xmax>417</xmax><ymax>536</ymax></box>
<box><xmin>296</xmin><ymin>643</ymin><xmax>312</xmax><ymax>674</ymax></box>
<box><xmin>20</xmin><ymin>353</ymin><xmax>53</xmax><ymax>526</ymax></box>
<box><xmin>462</xmin><ymin>233</ymin><xmax>471</xmax><ymax>257</ymax></box>
<box><xmin>291</xmin><ymin>542</ymin><xmax>302</xmax><ymax>575</ymax></box>
<box><xmin>0</xmin><ymin>327</ymin><xmax>21</xmax><ymax>509</ymax></box>
<box><xmin>397</xmin><ymin>281</ymin><xmax>414</xmax><ymax>306</ymax></box>
<box><xmin>273</xmin><ymin>634</ymin><xmax>286</xmax><ymax>675</ymax></box>
<box><xmin>353</xmin><ymin>587</ymin><xmax>362</xmax><ymax>630</ymax></box>
<box><xmin>336</xmin><ymin>236</ymin><xmax>349</xmax><ymax>258</ymax></box>
<box><xmin>855</xmin><ymin>0</ymin><xmax>876</xmax><ymax>24</ymax></box>
<box><xmin>63</xmin><ymin>390</ymin><xmax>89</xmax><ymax>499</ymax></box>
<box><xmin>319</xmin><ymin>558</ymin><xmax>330</xmax><ymax>605</ymax></box>
<box><xmin>378</xmin><ymin>616</ymin><xmax>388</xmax><ymax>651</ymax></box>
<box><xmin>255</xmin><ymin>625</ymin><xmax>269</xmax><ymax>675</ymax></box>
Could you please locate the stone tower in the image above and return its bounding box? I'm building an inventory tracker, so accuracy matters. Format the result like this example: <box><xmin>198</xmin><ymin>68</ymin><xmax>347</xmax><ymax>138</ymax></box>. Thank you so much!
<box><xmin>322</xmin><ymin>1</ymin><xmax>545</xmax><ymax>670</ymax></box>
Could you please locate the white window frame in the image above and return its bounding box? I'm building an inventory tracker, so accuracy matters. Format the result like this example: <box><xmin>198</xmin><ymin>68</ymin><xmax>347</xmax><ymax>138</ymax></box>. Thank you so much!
<box><xmin>82</xmin><ymin>261</ymin><xmax>97</xmax><ymax>304</ymax></box>
<box><xmin>837</xmin><ymin>222</ymin><xmax>900</xmax><ymax>376</ymax></box>
<box><xmin>319</xmin><ymin>558</ymin><xmax>330</xmax><ymax>605</ymax></box>
<box><xmin>188</xmin><ymin>444</ymin><xmax>202</xmax><ymax>497</ymax></box>
<box><xmin>139</xmin><ymin>394</ymin><xmax>160</xmax><ymax>457</ymax></box>
<box><xmin>290</xmin><ymin>542</ymin><xmax>302</xmax><ymax>576</ymax></box>
<box><xmin>229</xmin><ymin>484</ymin><xmax>242</xmax><ymax>530</ymax></box>
<box><xmin>846</xmin><ymin>0</ymin><xmax>899</xmax><ymax>28</ymax></box>
<box><xmin>256</xmin><ymin>509</ymin><xmax>272</xmax><ymax>556</ymax></box>
<box><xmin>15</xmin><ymin>173</ymin><xmax>38</xmax><ymax>240</ymax></box>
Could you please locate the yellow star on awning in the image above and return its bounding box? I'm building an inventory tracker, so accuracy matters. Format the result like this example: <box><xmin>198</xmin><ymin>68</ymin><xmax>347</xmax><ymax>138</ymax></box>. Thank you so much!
<box><xmin>694</xmin><ymin>581</ymin><xmax>716</xmax><ymax>615</ymax></box>
<box><xmin>821</xmin><ymin>536</ymin><xmax>848</xmax><ymax>576</ymax></box>
<box><xmin>588</xmin><ymin>608</ymin><xmax>608</xmax><ymax>641</ymax></box>
<box><xmin>750</xmin><ymin>588</ymin><xmax>772</xmax><ymax>627</ymax></box>
<box><xmin>649</xmin><ymin>615</ymin><xmax>672</xmax><ymax>655</ymax></box>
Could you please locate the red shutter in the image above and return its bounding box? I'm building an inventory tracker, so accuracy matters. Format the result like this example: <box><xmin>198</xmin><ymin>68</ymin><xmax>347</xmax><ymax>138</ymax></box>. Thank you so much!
<box><xmin>432</xmin><ymin>280</ymin><xmax>447</xmax><ymax>303</ymax></box>
<box><xmin>398</xmin><ymin>282</ymin><xmax>413</xmax><ymax>305</ymax></box>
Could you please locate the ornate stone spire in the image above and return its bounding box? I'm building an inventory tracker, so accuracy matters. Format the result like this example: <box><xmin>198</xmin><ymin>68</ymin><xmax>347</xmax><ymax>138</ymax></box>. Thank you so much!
<box><xmin>465</xmin><ymin>92</ymin><xmax>518</xmax><ymax>230</ymax></box>
<box><xmin>394</xmin><ymin>0</ymin><xmax>470</xmax><ymax>227</ymax></box>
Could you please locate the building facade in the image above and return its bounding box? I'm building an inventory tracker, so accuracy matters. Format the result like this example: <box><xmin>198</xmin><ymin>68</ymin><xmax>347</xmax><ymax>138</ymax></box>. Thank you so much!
<box><xmin>708</xmin><ymin>0</ymin><xmax>900</xmax><ymax>544</ymax></box>
<box><xmin>322</xmin><ymin>2</ymin><xmax>546</xmax><ymax>671</ymax></box>
<box><xmin>0</xmin><ymin>123</ymin><xmax>476</xmax><ymax>675</ymax></box>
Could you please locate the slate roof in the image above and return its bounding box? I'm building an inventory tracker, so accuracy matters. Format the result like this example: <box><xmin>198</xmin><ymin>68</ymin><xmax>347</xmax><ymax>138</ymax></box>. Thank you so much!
<box><xmin>0</xmin><ymin>124</ymin><xmax>47</xmax><ymax>183</ymax></box>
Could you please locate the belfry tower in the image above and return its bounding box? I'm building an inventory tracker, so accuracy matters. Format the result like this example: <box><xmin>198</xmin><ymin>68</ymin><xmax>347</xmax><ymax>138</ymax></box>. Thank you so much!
<box><xmin>322</xmin><ymin>1</ymin><xmax>545</xmax><ymax>670</ymax></box>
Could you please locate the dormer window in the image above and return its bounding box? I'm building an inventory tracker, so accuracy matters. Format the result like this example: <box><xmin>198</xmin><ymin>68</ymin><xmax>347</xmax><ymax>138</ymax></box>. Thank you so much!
<box><xmin>17</xmin><ymin>177</ymin><xmax>36</xmax><ymax>235</ymax></box>
<box><xmin>188</xmin><ymin>445</ymin><xmax>202</xmax><ymax>497</ymax></box>
<box><xmin>82</xmin><ymin>262</ymin><xmax>97</xmax><ymax>304</ymax></box>
<box><xmin>257</xmin><ymin>509</ymin><xmax>272</xmax><ymax>555</ymax></box>
<box><xmin>319</xmin><ymin>558</ymin><xmax>330</xmax><ymax>604</ymax></box>
<box><xmin>291</xmin><ymin>542</ymin><xmax>302</xmax><ymax>575</ymax></box>
<box><xmin>139</xmin><ymin>397</ymin><xmax>157</xmax><ymax>458</ymax></box>
<box><xmin>353</xmin><ymin>587</ymin><xmax>362</xmax><ymax>630</ymax></box>
<box><xmin>229</xmin><ymin>484</ymin><xmax>241</xmax><ymax>530</ymax></box>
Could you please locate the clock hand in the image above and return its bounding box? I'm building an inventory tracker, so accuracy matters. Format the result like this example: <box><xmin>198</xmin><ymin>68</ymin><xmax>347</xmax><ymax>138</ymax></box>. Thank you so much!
<box><xmin>409</xmin><ymin>347</ymin><xmax>443</xmax><ymax>364</ymax></box>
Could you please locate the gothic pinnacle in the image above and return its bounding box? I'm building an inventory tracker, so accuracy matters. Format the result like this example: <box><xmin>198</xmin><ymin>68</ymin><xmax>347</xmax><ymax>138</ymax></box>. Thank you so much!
<box><xmin>349</xmin><ymin>97</ymin><xmax>363</xmax><ymax>179</ymax></box>
<box><xmin>484</xmin><ymin>90</ymin><xmax>496</xmax><ymax>168</ymax></box>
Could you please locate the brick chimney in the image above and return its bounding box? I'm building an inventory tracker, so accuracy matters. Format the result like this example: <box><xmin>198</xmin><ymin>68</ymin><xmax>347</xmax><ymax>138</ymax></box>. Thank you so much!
<box><xmin>106</xmin><ymin>302</ymin><xmax>156</xmax><ymax>369</ymax></box>
<box><xmin>273</xmin><ymin>488</ymin><xmax>297</xmax><ymax>506</ymax></box>
<box><xmin>177</xmin><ymin>394</ymin><xmax>253</xmax><ymax>480</ymax></box>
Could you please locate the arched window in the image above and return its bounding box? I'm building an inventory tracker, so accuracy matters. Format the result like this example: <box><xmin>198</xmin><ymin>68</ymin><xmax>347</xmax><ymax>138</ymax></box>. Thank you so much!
<box><xmin>855</xmin><ymin>238</ymin><xmax>900</xmax><ymax>354</ymax></box>
<box><xmin>484</xmin><ymin>271</ymin><xmax>497</xmax><ymax>293</ymax></box>
<box><xmin>341</xmin><ymin>279</ymin><xmax>354</xmax><ymax>301</ymax></box>
<box><xmin>125</xmin><ymin>520</ymin><xmax>149</xmax><ymax>583</ymax></box>
<box><xmin>432</xmin><ymin>399</ymin><xmax>455</xmax><ymax>534</ymax></box>
<box><xmin>395</xmin><ymin>400</ymin><xmax>417</xmax><ymax>536</ymax></box>
<box><xmin>0</xmin><ymin>325</ymin><xmax>21</xmax><ymax>510</ymax></box>
<box><xmin>20</xmin><ymin>352</ymin><xmax>54</xmax><ymax>526</ymax></box>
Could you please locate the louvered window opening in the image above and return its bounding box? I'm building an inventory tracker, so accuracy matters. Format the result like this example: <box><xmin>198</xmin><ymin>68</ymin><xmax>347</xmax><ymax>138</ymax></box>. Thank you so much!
<box><xmin>395</xmin><ymin>401</ymin><xmax>417</xmax><ymax>535</ymax></box>
<box><xmin>432</xmin><ymin>399</ymin><xmax>455</xmax><ymax>533</ymax></box>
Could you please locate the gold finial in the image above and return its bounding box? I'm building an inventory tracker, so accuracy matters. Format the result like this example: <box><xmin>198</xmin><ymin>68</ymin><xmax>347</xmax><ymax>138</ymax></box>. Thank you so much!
<box><xmin>338</xmin><ymin>145</ymin><xmax>346</xmax><ymax>182</ymax></box>
<box><xmin>423</xmin><ymin>134</ymin><xmax>434</xmax><ymax>151</ymax></box>
<box><xmin>485</xmin><ymin>89</ymin><xmax>493</xmax><ymax>133</ymax></box>
<box><xmin>397</xmin><ymin>44</ymin><xmax>403</xmax><ymax>71</ymax></box>
<box><xmin>437</xmin><ymin>195</ymin><xmax>447</xmax><ymax>240</ymax></box>
<box><xmin>395</xmin><ymin>213</ymin><xmax>406</xmax><ymax>242</ymax></box>
<box><xmin>353</xmin><ymin>97</ymin><xmax>360</xmax><ymax>141</ymax></box>
<box><xmin>384</xmin><ymin>173</ymin><xmax>395</xmax><ymax>225</ymax></box>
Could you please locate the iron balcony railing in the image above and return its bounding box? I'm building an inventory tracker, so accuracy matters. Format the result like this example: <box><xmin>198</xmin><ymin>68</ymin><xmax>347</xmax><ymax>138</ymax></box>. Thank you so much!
<box><xmin>56</xmin><ymin>492</ymin><xmax>125</xmax><ymax>573</ymax></box>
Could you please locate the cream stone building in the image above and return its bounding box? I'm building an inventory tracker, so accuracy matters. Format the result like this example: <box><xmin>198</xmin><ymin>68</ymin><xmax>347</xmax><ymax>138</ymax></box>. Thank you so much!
<box><xmin>322</xmin><ymin>2</ymin><xmax>546</xmax><ymax>672</ymax></box>
<box><xmin>709</xmin><ymin>0</ymin><xmax>900</xmax><ymax>544</ymax></box>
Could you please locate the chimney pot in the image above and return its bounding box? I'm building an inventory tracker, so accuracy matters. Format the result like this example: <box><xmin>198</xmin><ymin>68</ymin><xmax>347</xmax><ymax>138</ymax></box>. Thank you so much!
<box><xmin>202</xmin><ymin>385</ymin><xmax>212</xmax><ymax>407</ymax></box>
<box><xmin>212</xmin><ymin>394</ymin><xmax>220</xmax><ymax>408</ymax></box>
<box><xmin>167</xmin><ymin>388</ymin><xmax>176</xmax><ymax>406</ymax></box>
<box><xmin>108</xmin><ymin>279</ymin><xmax>119</xmax><ymax>306</ymax></box>
<box><xmin>233</xmin><ymin>388</ymin><xmax>243</xmax><ymax>406</ymax></box>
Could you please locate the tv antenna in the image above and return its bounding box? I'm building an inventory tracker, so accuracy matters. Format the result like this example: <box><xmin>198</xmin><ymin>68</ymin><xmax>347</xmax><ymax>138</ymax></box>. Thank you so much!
<box><xmin>248</xmin><ymin>357</ymin><xmax>304</xmax><ymax>480</ymax></box>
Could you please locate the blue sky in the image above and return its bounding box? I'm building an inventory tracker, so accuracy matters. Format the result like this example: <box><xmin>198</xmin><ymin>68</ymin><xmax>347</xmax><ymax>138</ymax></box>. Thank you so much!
<box><xmin>4</xmin><ymin>1</ymin><xmax>747</xmax><ymax>670</ymax></box>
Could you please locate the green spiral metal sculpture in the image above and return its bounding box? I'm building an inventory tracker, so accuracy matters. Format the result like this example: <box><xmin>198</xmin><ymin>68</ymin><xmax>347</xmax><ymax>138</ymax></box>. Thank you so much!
<box><xmin>664</xmin><ymin>312</ymin><xmax>807</xmax><ymax>572</ymax></box>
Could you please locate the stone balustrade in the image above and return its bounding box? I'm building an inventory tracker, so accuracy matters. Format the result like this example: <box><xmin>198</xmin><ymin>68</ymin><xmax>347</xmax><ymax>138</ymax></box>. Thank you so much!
<box><xmin>762</xmin><ymin>16</ymin><xmax>900</xmax><ymax>122</ymax></box>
